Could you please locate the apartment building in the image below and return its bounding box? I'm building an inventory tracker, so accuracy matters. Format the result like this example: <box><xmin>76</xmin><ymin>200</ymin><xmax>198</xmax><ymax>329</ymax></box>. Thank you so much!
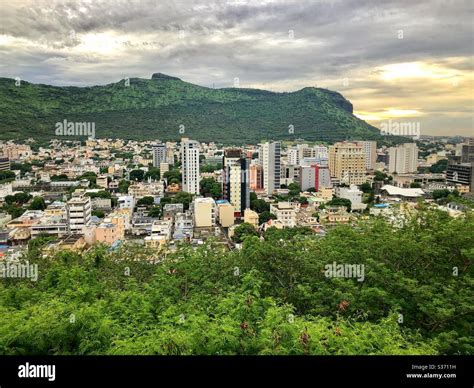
<box><xmin>181</xmin><ymin>138</ymin><xmax>200</xmax><ymax>194</ymax></box>
<box><xmin>357</xmin><ymin>141</ymin><xmax>377</xmax><ymax>171</ymax></box>
<box><xmin>152</xmin><ymin>143</ymin><xmax>167</xmax><ymax>167</ymax></box>
<box><xmin>193</xmin><ymin>197</ymin><xmax>216</xmax><ymax>227</ymax></box>
<box><xmin>329</xmin><ymin>142</ymin><xmax>367</xmax><ymax>185</ymax></box>
<box><xmin>269</xmin><ymin>202</ymin><xmax>299</xmax><ymax>228</ymax></box>
<box><xmin>260</xmin><ymin>141</ymin><xmax>281</xmax><ymax>195</ymax></box>
<box><xmin>67</xmin><ymin>193</ymin><xmax>92</xmax><ymax>234</ymax></box>
<box><xmin>388</xmin><ymin>143</ymin><xmax>418</xmax><ymax>174</ymax></box>
<box><xmin>217</xmin><ymin>201</ymin><xmax>235</xmax><ymax>227</ymax></box>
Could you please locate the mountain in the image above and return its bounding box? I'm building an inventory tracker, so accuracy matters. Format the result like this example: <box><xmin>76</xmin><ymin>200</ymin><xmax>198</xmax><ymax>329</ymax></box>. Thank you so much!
<box><xmin>0</xmin><ymin>73</ymin><xmax>391</xmax><ymax>144</ymax></box>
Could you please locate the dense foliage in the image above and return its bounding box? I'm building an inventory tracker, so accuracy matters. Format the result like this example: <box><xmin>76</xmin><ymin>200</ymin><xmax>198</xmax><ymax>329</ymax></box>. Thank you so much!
<box><xmin>0</xmin><ymin>209</ymin><xmax>472</xmax><ymax>355</ymax></box>
<box><xmin>0</xmin><ymin>75</ymin><xmax>408</xmax><ymax>144</ymax></box>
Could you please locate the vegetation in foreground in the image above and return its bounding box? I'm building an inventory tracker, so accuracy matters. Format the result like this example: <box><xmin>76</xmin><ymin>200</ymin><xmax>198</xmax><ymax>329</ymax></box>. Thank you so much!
<box><xmin>0</xmin><ymin>209</ymin><xmax>472</xmax><ymax>355</ymax></box>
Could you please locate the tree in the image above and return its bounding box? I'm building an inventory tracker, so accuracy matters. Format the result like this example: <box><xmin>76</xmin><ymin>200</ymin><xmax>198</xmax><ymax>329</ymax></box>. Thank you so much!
<box><xmin>163</xmin><ymin>169</ymin><xmax>181</xmax><ymax>183</ymax></box>
<box><xmin>259</xmin><ymin>211</ymin><xmax>277</xmax><ymax>225</ymax></box>
<box><xmin>79</xmin><ymin>172</ymin><xmax>97</xmax><ymax>185</ymax></box>
<box><xmin>5</xmin><ymin>192</ymin><xmax>32</xmax><ymax>205</ymax></box>
<box><xmin>200</xmin><ymin>178</ymin><xmax>222</xmax><ymax>199</ymax></box>
<box><xmin>144</xmin><ymin>168</ymin><xmax>161</xmax><ymax>181</ymax></box>
<box><xmin>29</xmin><ymin>196</ymin><xmax>46</xmax><ymax>211</ymax></box>
<box><xmin>130</xmin><ymin>170</ymin><xmax>145</xmax><ymax>182</ymax></box>
<box><xmin>137</xmin><ymin>196</ymin><xmax>155</xmax><ymax>207</ymax></box>
<box><xmin>118</xmin><ymin>180</ymin><xmax>130</xmax><ymax>194</ymax></box>
<box><xmin>0</xmin><ymin>170</ymin><xmax>15</xmax><ymax>182</ymax></box>
<box><xmin>147</xmin><ymin>206</ymin><xmax>162</xmax><ymax>218</ymax></box>
<box><xmin>172</xmin><ymin>192</ymin><xmax>193</xmax><ymax>210</ymax></box>
<box><xmin>288</xmin><ymin>183</ymin><xmax>301</xmax><ymax>197</ymax></box>
<box><xmin>233</xmin><ymin>223</ymin><xmax>259</xmax><ymax>243</ymax></box>
<box><xmin>250</xmin><ymin>198</ymin><xmax>270</xmax><ymax>213</ymax></box>
<box><xmin>429</xmin><ymin>159</ymin><xmax>448</xmax><ymax>173</ymax></box>
<box><xmin>92</xmin><ymin>210</ymin><xmax>105</xmax><ymax>218</ymax></box>
<box><xmin>326</xmin><ymin>197</ymin><xmax>352</xmax><ymax>211</ymax></box>
<box><xmin>51</xmin><ymin>174</ymin><xmax>69</xmax><ymax>181</ymax></box>
<box><xmin>410</xmin><ymin>182</ymin><xmax>422</xmax><ymax>188</ymax></box>
<box><xmin>360</xmin><ymin>182</ymin><xmax>373</xmax><ymax>193</ymax></box>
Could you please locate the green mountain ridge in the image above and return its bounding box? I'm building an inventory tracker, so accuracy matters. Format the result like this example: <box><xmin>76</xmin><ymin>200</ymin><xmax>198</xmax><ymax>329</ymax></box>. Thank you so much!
<box><xmin>0</xmin><ymin>73</ymin><xmax>394</xmax><ymax>144</ymax></box>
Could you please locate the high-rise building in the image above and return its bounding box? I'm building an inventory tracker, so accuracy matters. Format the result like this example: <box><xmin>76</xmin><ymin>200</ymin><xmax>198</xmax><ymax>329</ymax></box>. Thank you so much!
<box><xmin>388</xmin><ymin>143</ymin><xmax>418</xmax><ymax>174</ymax></box>
<box><xmin>181</xmin><ymin>139</ymin><xmax>200</xmax><ymax>194</ymax></box>
<box><xmin>460</xmin><ymin>138</ymin><xmax>474</xmax><ymax>163</ymax></box>
<box><xmin>67</xmin><ymin>192</ymin><xmax>92</xmax><ymax>234</ymax></box>
<box><xmin>152</xmin><ymin>143</ymin><xmax>167</xmax><ymax>167</ymax></box>
<box><xmin>299</xmin><ymin>164</ymin><xmax>331</xmax><ymax>191</ymax></box>
<box><xmin>260</xmin><ymin>141</ymin><xmax>281</xmax><ymax>195</ymax></box>
<box><xmin>222</xmin><ymin>149</ymin><xmax>250</xmax><ymax>217</ymax></box>
<box><xmin>249</xmin><ymin>163</ymin><xmax>263</xmax><ymax>190</ymax></box>
<box><xmin>357</xmin><ymin>141</ymin><xmax>377</xmax><ymax>171</ymax></box>
<box><xmin>447</xmin><ymin>163</ymin><xmax>474</xmax><ymax>192</ymax></box>
<box><xmin>329</xmin><ymin>142</ymin><xmax>367</xmax><ymax>185</ymax></box>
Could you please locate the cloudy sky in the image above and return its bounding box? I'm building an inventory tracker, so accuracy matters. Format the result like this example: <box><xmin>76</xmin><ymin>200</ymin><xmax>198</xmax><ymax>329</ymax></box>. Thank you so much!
<box><xmin>1</xmin><ymin>0</ymin><xmax>472</xmax><ymax>136</ymax></box>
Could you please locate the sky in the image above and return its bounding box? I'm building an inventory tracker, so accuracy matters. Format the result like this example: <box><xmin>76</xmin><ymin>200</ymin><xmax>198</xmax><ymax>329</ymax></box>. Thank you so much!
<box><xmin>0</xmin><ymin>0</ymin><xmax>473</xmax><ymax>136</ymax></box>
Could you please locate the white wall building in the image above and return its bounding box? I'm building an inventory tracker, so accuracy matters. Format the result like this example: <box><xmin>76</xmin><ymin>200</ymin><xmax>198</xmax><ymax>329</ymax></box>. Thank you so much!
<box><xmin>181</xmin><ymin>139</ymin><xmax>200</xmax><ymax>194</ymax></box>
<box><xmin>388</xmin><ymin>143</ymin><xmax>418</xmax><ymax>174</ymax></box>
<box><xmin>260</xmin><ymin>141</ymin><xmax>281</xmax><ymax>195</ymax></box>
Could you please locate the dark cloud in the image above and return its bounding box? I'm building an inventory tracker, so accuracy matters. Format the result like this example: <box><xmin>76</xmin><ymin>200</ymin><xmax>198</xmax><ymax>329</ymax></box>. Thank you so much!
<box><xmin>0</xmin><ymin>0</ymin><xmax>472</xmax><ymax>135</ymax></box>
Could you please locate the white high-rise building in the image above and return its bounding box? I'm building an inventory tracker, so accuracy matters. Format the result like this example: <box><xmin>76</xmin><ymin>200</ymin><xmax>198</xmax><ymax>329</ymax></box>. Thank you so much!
<box><xmin>67</xmin><ymin>193</ymin><xmax>91</xmax><ymax>234</ymax></box>
<box><xmin>388</xmin><ymin>143</ymin><xmax>418</xmax><ymax>174</ymax></box>
<box><xmin>152</xmin><ymin>143</ymin><xmax>167</xmax><ymax>167</ymax></box>
<box><xmin>181</xmin><ymin>138</ymin><xmax>200</xmax><ymax>194</ymax></box>
<box><xmin>357</xmin><ymin>141</ymin><xmax>377</xmax><ymax>171</ymax></box>
<box><xmin>260</xmin><ymin>141</ymin><xmax>281</xmax><ymax>195</ymax></box>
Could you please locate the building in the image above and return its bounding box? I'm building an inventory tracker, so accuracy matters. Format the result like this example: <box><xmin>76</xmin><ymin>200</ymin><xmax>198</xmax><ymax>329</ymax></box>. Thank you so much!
<box><xmin>222</xmin><ymin>149</ymin><xmax>250</xmax><ymax>217</ymax></box>
<box><xmin>459</xmin><ymin>138</ymin><xmax>474</xmax><ymax>163</ymax></box>
<box><xmin>118</xmin><ymin>195</ymin><xmax>135</xmax><ymax>210</ymax></box>
<box><xmin>163</xmin><ymin>203</ymin><xmax>184</xmax><ymax>219</ymax></box>
<box><xmin>244</xmin><ymin>208</ymin><xmax>259</xmax><ymax>228</ymax></box>
<box><xmin>95</xmin><ymin>220</ymin><xmax>123</xmax><ymax>245</ymax></box>
<box><xmin>299</xmin><ymin>164</ymin><xmax>331</xmax><ymax>191</ymax></box>
<box><xmin>173</xmin><ymin>211</ymin><xmax>194</xmax><ymax>240</ymax></box>
<box><xmin>446</xmin><ymin>163</ymin><xmax>473</xmax><ymax>192</ymax></box>
<box><xmin>388</xmin><ymin>143</ymin><xmax>418</xmax><ymax>174</ymax></box>
<box><xmin>217</xmin><ymin>201</ymin><xmax>235</xmax><ymax>227</ymax></box>
<box><xmin>329</xmin><ymin>142</ymin><xmax>367</xmax><ymax>185</ymax></box>
<box><xmin>67</xmin><ymin>193</ymin><xmax>92</xmax><ymax>234</ymax></box>
<box><xmin>193</xmin><ymin>197</ymin><xmax>216</xmax><ymax>227</ymax></box>
<box><xmin>299</xmin><ymin>165</ymin><xmax>317</xmax><ymax>191</ymax></box>
<box><xmin>96</xmin><ymin>175</ymin><xmax>108</xmax><ymax>189</ymax></box>
<box><xmin>31</xmin><ymin>214</ymin><xmax>69</xmax><ymax>238</ymax></box>
<box><xmin>181</xmin><ymin>139</ymin><xmax>200</xmax><ymax>194</ymax></box>
<box><xmin>0</xmin><ymin>157</ymin><xmax>10</xmax><ymax>172</ymax></box>
<box><xmin>152</xmin><ymin>143</ymin><xmax>167</xmax><ymax>167</ymax></box>
<box><xmin>334</xmin><ymin>185</ymin><xmax>367</xmax><ymax>211</ymax></box>
<box><xmin>249</xmin><ymin>164</ymin><xmax>263</xmax><ymax>190</ymax></box>
<box><xmin>260</xmin><ymin>141</ymin><xmax>281</xmax><ymax>195</ymax></box>
<box><xmin>269</xmin><ymin>202</ymin><xmax>299</xmax><ymax>228</ymax></box>
<box><xmin>380</xmin><ymin>185</ymin><xmax>425</xmax><ymax>201</ymax></box>
<box><xmin>357</xmin><ymin>141</ymin><xmax>377</xmax><ymax>171</ymax></box>
<box><xmin>160</xmin><ymin>162</ymin><xmax>169</xmax><ymax>179</ymax></box>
